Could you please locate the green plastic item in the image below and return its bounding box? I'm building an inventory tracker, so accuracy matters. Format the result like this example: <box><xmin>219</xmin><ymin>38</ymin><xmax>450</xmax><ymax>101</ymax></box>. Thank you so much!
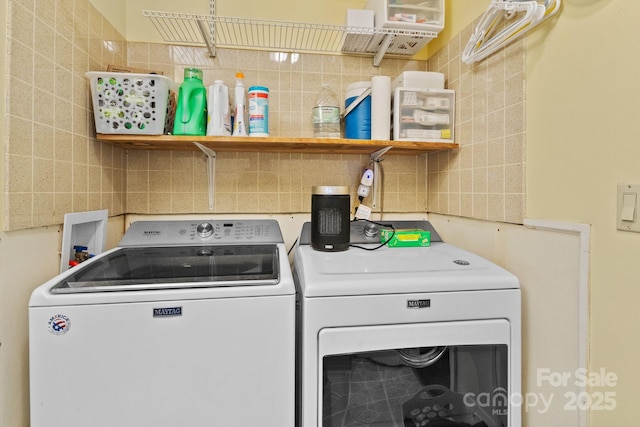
<box><xmin>173</xmin><ymin>68</ymin><xmax>207</xmax><ymax>136</ymax></box>
<box><xmin>381</xmin><ymin>229</ymin><xmax>431</xmax><ymax>247</ymax></box>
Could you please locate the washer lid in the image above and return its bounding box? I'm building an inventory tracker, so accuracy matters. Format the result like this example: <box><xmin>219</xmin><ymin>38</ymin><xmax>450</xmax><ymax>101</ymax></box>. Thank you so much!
<box><xmin>294</xmin><ymin>242</ymin><xmax>520</xmax><ymax>297</ymax></box>
<box><xmin>50</xmin><ymin>244</ymin><xmax>280</xmax><ymax>293</ymax></box>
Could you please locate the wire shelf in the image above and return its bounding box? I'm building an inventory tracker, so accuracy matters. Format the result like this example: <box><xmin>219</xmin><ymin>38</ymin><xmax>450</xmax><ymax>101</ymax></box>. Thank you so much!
<box><xmin>143</xmin><ymin>10</ymin><xmax>438</xmax><ymax>66</ymax></box>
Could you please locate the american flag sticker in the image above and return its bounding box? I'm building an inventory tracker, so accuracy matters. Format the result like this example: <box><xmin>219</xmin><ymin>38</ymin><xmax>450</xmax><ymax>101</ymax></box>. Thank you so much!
<box><xmin>48</xmin><ymin>314</ymin><xmax>71</xmax><ymax>335</ymax></box>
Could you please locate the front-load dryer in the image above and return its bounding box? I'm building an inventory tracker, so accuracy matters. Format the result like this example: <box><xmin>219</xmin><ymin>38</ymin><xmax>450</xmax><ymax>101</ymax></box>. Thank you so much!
<box><xmin>29</xmin><ymin>219</ymin><xmax>295</xmax><ymax>427</ymax></box>
<box><xmin>293</xmin><ymin>220</ymin><xmax>521</xmax><ymax>427</ymax></box>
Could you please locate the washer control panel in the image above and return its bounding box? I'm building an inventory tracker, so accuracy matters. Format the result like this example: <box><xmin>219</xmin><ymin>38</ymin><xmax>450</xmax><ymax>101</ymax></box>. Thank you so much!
<box><xmin>119</xmin><ymin>220</ymin><xmax>284</xmax><ymax>246</ymax></box>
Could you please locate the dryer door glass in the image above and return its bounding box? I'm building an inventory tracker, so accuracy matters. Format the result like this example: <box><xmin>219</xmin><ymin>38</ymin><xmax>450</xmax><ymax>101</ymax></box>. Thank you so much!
<box><xmin>318</xmin><ymin>320</ymin><xmax>513</xmax><ymax>427</ymax></box>
<box><xmin>323</xmin><ymin>345</ymin><xmax>508</xmax><ymax>427</ymax></box>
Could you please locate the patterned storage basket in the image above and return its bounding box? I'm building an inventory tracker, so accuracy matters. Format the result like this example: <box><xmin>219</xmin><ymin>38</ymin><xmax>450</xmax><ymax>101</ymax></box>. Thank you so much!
<box><xmin>86</xmin><ymin>72</ymin><xmax>177</xmax><ymax>135</ymax></box>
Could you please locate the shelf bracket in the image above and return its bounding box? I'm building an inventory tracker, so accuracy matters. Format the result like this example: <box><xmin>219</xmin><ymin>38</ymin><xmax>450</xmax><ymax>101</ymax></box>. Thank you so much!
<box><xmin>197</xmin><ymin>0</ymin><xmax>216</xmax><ymax>58</ymax></box>
<box><xmin>373</xmin><ymin>34</ymin><xmax>395</xmax><ymax>67</ymax></box>
<box><xmin>196</xmin><ymin>20</ymin><xmax>216</xmax><ymax>58</ymax></box>
<box><xmin>193</xmin><ymin>142</ymin><xmax>217</xmax><ymax>210</ymax></box>
<box><xmin>370</xmin><ymin>146</ymin><xmax>393</xmax><ymax>209</ymax></box>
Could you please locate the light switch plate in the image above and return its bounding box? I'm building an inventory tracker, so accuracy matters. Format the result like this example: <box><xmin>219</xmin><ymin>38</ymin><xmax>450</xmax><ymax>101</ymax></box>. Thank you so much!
<box><xmin>617</xmin><ymin>183</ymin><xmax>640</xmax><ymax>232</ymax></box>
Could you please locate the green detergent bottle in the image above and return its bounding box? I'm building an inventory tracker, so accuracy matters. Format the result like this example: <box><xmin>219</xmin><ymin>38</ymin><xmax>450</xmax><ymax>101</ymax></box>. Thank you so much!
<box><xmin>173</xmin><ymin>68</ymin><xmax>207</xmax><ymax>135</ymax></box>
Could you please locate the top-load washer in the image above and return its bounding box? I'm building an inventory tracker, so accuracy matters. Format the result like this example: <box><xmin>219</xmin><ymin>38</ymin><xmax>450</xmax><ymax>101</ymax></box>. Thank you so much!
<box><xmin>293</xmin><ymin>220</ymin><xmax>521</xmax><ymax>427</ymax></box>
<box><xmin>29</xmin><ymin>219</ymin><xmax>295</xmax><ymax>427</ymax></box>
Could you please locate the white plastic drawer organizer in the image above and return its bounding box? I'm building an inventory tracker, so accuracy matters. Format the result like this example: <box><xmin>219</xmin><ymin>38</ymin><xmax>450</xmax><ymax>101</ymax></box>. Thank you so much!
<box><xmin>366</xmin><ymin>0</ymin><xmax>445</xmax><ymax>31</ymax></box>
<box><xmin>364</xmin><ymin>0</ymin><xmax>445</xmax><ymax>56</ymax></box>
<box><xmin>393</xmin><ymin>87</ymin><xmax>455</xmax><ymax>142</ymax></box>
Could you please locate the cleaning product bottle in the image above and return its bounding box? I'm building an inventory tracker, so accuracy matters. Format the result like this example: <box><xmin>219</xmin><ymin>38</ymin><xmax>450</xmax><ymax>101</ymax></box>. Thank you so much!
<box><xmin>312</xmin><ymin>83</ymin><xmax>341</xmax><ymax>138</ymax></box>
<box><xmin>206</xmin><ymin>80</ymin><xmax>231</xmax><ymax>136</ymax></box>
<box><xmin>248</xmin><ymin>86</ymin><xmax>269</xmax><ymax>137</ymax></box>
<box><xmin>232</xmin><ymin>72</ymin><xmax>248</xmax><ymax>136</ymax></box>
<box><xmin>173</xmin><ymin>68</ymin><xmax>207</xmax><ymax>136</ymax></box>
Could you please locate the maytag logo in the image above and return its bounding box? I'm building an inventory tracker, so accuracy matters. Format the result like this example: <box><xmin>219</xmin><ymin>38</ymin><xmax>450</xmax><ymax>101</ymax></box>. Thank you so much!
<box><xmin>153</xmin><ymin>307</ymin><xmax>182</xmax><ymax>317</ymax></box>
<box><xmin>407</xmin><ymin>299</ymin><xmax>431</xmax><ymax>309</ymax></box>
<box><xmin>143</xmin><ymin>230</ymin><xmax>161</xmax><ymax>235</ymax></box>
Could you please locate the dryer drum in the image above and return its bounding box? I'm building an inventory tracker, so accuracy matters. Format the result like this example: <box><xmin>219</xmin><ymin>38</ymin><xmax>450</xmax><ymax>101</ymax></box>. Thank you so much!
<box><xmin>396</xmin><ymin>346</ymin><xmax>448</xmax><ymax>368</ymax></box>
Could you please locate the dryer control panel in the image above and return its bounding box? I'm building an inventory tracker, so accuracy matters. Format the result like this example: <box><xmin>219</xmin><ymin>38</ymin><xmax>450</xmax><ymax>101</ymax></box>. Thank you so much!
<box><xmin>119</xmin><ymin>220</ymin><xmax>284</xmax><ymax>247</ymax></box>
<box><xmin>298</xmin><ymin>220</ymin><xmax>442</xmax><ymax>245</ymax></box>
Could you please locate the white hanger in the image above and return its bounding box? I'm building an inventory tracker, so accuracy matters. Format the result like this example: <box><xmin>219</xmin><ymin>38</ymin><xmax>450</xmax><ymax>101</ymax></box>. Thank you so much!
<box><xmin>462</xmin><ymin>1</ymin><xmax>541</xmax><ymax>64</ymax></box>
<box><xmin>462</xmin><ymin>0</ymin><xmax>560</xmax><ymax>64</ymax></box>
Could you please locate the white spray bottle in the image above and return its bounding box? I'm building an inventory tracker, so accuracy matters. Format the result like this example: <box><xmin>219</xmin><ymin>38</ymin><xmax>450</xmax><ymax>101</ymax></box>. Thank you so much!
<box><xmin>232</xmin><ymin>72</ymin><xmax>248</xmax><ymax>136</ymax></box>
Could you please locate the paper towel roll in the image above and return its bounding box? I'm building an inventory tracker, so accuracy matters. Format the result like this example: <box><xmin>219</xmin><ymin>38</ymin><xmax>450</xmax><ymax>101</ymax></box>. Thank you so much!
<box><xmin>371</xmin><ymin>76</ymin><xmax>391</xmax><ymax>140</ymax></box>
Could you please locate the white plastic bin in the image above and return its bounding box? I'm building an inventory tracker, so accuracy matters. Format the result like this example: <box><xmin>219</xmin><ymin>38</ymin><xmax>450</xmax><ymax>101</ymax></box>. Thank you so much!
<box><xmin>86</xmin><ymin>72</ymin><xmax>177</xmax><ymax>135</ymax></box>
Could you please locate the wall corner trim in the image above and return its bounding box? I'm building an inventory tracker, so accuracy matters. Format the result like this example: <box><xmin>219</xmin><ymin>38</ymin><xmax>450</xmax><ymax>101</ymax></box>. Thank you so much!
<box><xmin>523</xmin><ymin>218</ymin><xmax>590</xmax><ymax>427</ymax></box>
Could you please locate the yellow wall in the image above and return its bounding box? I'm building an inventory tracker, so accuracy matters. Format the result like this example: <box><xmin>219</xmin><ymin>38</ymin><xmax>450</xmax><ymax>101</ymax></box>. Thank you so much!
<box><xmin>525</xmin><ymin>2</ymin><xmax>640</xmax><ymax>425</ymax></box>
<box><xmin>427</xmin><ymin>0</ymin><xmax>489</xmax><ymax>56</ymax></box>
<box><xmin>218</xmin><ymin>0</ymin><xmax>366</xmax><ymax>23</ymax></box>
<box><xmin>119</xmin><ymin>0</ymin><xmax>367</xmax><ymax>43</ymax></box>
<box><xmin>87</xmin><ymin>0</ymin><xmax>126</xmax><ymax>36</ymax></box>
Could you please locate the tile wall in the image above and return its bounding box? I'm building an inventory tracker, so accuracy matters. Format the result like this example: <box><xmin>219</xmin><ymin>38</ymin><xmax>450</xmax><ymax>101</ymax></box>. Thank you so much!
<box><xmin>3</xmin><ymin>0</ymin><xmax>526</xmax><ymax>230</ymax></box>
<box><xmin>426</xmin><ymin>24</ymin><xmax>526</xmax><ymax>223</ymax></box>
<box><xmin>125</xmin><ymin>44</ymin><xmax>428</xmax><ymax>215</ymax></box>
<box><xmin>4</xmin><ymin>0</ymin><xmax>127</xmax><ymax>230</ymax></box>
<box><xmin>122</xmin><ymin>21</ymin><xmax>526</xmax><ymax>221</ymax></box>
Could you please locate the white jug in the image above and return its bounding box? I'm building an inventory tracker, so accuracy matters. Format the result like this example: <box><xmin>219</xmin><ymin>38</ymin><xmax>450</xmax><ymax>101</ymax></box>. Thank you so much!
<box><xmin>206</xmin><ymin>80</ymin><xmax>232</xmax><ymax>136</ymax></box>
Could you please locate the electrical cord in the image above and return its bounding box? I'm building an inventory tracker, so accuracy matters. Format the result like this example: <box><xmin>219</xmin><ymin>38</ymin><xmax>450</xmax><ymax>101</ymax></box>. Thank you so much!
<box><xmin>288</xmin><ymin>220</ymin><xmax>392</xmax><ymax>253</ymax></box>
<box><xmin>353</xmin><ymin>159</ymin><xmax>387</xmax><ymax>221</ymax></box>
<box><xmin>372</xmin><ymin>158</ymin><xmax>385</xmax><ymax>216</ymax></box>
<box><xmin>287</xmin><ymin>236</ymin><xmax>299</xmax><ymax>256</ymax></box>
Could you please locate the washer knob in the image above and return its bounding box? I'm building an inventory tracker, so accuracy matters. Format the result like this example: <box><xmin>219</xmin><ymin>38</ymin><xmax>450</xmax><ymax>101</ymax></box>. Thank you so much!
<box><xmin>196</xmin><ymin>222</ymin><xmax>214</xmax><ymax>238</ymax></box>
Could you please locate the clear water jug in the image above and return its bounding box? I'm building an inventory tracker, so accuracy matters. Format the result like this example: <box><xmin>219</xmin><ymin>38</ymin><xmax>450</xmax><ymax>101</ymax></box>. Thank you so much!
<box><xmin>312</xmin><ymin>84</ymin><xmax>340</xmax><ymax>138</ymax></box>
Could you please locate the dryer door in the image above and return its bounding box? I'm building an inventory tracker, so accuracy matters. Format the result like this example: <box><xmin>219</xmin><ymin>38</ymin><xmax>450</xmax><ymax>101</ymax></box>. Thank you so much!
<box><xmin>318</xmin><ymin>320</ymin><xmax>514</xmax><ymax>427</ymax></box>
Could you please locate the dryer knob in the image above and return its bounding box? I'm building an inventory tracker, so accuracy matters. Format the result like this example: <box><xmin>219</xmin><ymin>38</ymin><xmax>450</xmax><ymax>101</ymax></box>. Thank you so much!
<box><xmin>196</xmin><ymin>222</ymin><xmax>214</xmax><ymax>238</ymax></box>
<box><xmin>364</xmin><ymin>222</ymin><xmax>379</xmax><ymax>237</ymax></box>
